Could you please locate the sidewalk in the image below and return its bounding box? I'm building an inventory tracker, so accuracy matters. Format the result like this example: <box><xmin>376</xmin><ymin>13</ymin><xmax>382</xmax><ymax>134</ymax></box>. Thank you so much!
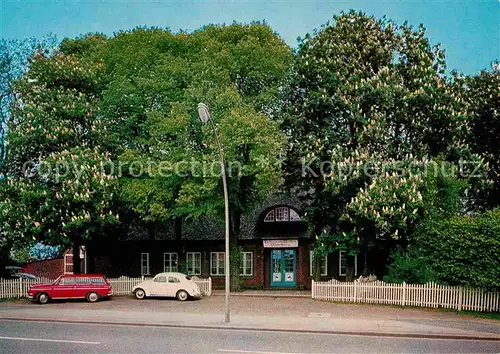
<box><xmin>1</xmin><ymin>296</ymin><xmax>499</xmax><ymax>340</ymax></box>
<box><xmin>212</xmin><ymin>289</ymin><xmax>311</xmax><ymax>298</ymax></box>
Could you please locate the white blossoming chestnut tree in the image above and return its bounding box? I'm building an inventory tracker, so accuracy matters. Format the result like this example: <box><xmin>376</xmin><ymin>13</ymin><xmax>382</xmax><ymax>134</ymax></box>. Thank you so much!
<box><xmin>0</xmin><ymin>50</ymin><xmax>118</xmax><ymax>272</ymax></box>
<box><xmin>283</xmin><ymin>11</ymin><xmax>482</xmax><ymax>278</ymax></box>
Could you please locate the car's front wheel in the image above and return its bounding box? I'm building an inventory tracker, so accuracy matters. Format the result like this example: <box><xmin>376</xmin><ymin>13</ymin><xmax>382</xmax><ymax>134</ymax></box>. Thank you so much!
<box><xmin>176</xmin><ymin>290</ymin><xmax>189</xmax><ymax>301</ymax></box>
<box><xmin>134</xmin><ymin>288</ymin><xmax>146</xmax><ymax>300</ymax></box>
<box><xmin>37</xmin><ymin>292</ymin><xmax>49</xmax><ymax>304</ymax></box>
<box><xmin>86</xmin><ymin>292</ymin><xmax>100</xmax><ymax>303</ymax></box>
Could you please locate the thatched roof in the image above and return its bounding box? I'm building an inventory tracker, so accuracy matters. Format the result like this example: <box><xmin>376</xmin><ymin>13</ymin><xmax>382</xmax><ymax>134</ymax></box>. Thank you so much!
<box><xmin>122</xmin><ymin>191</ymin><xmax>311</xmax><ymax>241</ymax></box>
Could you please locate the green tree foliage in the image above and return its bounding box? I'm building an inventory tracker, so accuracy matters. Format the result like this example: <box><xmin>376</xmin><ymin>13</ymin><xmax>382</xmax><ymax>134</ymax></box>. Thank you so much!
<box><xmin>0</xmin><ymin>35</ymin><xmax>57</xmax><ymax>166</ymax></box>
<box><xmin>283</xmin><ymin>11</ymin><xmax>478</xmax><ymax>277</ymax></box>
<box><xmin>459</xmin><ymin>64</ymin><xmax>500</xmax><ymax>210</ymax></box>
<box><xmin>415</xmin><ymin>209</ymin><xmax>500</xmax><ymax>289</ymax></box>
<box><xmin>383</xmin><ymin>167</ymin><xmax>467</xmax><ymax>284</ymax></box>
<box><xmin>1</xmin><ymin>16</ymin><xmax>496</xmax><ymax>286</ymax></box>
<box><xmin>58</xmin><ymin>24</ymin><xmax>291</xmax><ymax>287</ymax></box>
<box><xmin>383</xmin><ymin>248</ymin><xmax>435</xmax><ymax>284</ymax></box>
<box><xmin>0</xmin><ymin>49</ymin><xmax>118</xmax><ymax>272</ymax></box>
<box><xmin>0</xmin><ymin>35</ymin><xmax>57</xmax><ymax>273</ymax></box>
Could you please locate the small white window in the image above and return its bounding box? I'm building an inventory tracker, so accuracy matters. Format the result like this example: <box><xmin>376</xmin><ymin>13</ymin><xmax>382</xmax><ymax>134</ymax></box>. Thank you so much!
<box><xmin>163</xmin><ymin>252</ymin><xmax>178</xmax><ymax>272</ymax></box>
<box><xmin>289</xmin><ymin>209</ymin><xmax>301</xmax><ymax>221</ymax></box>
<box><xmin>141</xmin><ymin>253</ymin><xmax>150</xmax><ymax>276</ymax></box>
<box><xmin>275</xmin><ymin>207</ymin><xmax>289</xmax><ymax>221</ymax></box>
<box><xmin>210</xmin><ymin>252</ymin><xmax>225</xmax><ymax>276</ymax></box>
<box><xmin>310</xmin><ymin>251</ymin><xmax>328</xmax><ymax>276</ymax></box>
<box><xmin>64</xmin><ymin>252</ymin><xmax>73</xmax><ymax>274</ymax></box>
<box><xmin>240</xmin><ymin>252</ymin><xmax>253</xmax><ymax>276</ymax></box>
<box><xmin>186</xmin><ymin>252</ymin><xmax>201</xmax><ymax>275</ymax></box>
<box><xmin>339</xmin><ymin>250</ymin><xmax>358</xmax><ymax>276</ymax></box>
<box><xmin>264</xmin><ymin>209</ymin><xmax>275</xmax><ymax>222</ymax></box>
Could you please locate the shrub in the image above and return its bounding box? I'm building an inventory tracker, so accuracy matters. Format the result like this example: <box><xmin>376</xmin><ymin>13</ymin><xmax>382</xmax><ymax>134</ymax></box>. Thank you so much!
<box><xmin>383</xmin><ymin>247</ymin><xmax>436</xmax><ymax>284</ymax></box>
<box><xmin>417</xmin><ymin>209</ymin><xmax>500</xmax><ymax>289</ymax></box>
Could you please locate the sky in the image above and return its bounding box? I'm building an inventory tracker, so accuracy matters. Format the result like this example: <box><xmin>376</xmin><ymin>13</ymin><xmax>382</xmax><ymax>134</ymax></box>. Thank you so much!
<box><xmin>1</xmin><ymin>0</ymin><xmax>498</xmax><ymax>75</ymax></box>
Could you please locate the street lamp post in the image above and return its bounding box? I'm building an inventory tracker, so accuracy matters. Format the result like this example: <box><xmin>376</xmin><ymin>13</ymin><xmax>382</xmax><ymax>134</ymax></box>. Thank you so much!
<box><xmin>197</xmin><ymin>102</ymin><xmax>230</xmax><ymax>323</ymax></box>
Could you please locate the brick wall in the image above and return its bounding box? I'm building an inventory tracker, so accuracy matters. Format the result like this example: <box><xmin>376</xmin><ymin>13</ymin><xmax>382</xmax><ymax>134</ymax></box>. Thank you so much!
<box><xmin>23</xmin><ymin>248</ymin><xmax>85</xmax><ymax>279</ymax></box>
<box><xmin>211</xmin><ymin>244</ymin><xmax>265</xmax><ymax>289</ymax></box>
<box><xmin>24</xmin><ymin>258</ymin><xmax>64</xmax><ymax>279</ymax></box>
<box><xmin>296</xmin><ymin>246</ymin><xmax>307</xmax><ymax>288</ymax></box>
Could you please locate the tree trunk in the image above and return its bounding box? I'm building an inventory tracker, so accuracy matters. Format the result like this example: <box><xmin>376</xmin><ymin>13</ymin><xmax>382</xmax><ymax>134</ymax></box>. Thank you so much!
<box><xmin>72</xmin><ymin>239</ymin><xmax>81</xmax><ymax>274</ymax></box>
<box><xmin>146</xmin><ymin>223</ymin><xmax>155</xmax><ymax>275</ymax></box>
<box><xmin>87</xmin><ymin>242</ymin><xmax>95</xmax><ymax>273</ymax></box>
<box><xmin>362</xmin><ymin>248</ymin><xmax>369</xmax><ymax>277</ymax></box>
<box><xmin>174</xmin><ymin>217</ymin><xmax>185</xmax><ymax>273</ymax></box>
<box><xmin>314</xmin><ymin>254</ymin><xmax>321</xmax><ymax>281</ymax></box>
<box><xmin>346</xmin><ymin>254</ymin><xmax>355</xmax><ymax>281</ymax></box>
<box><xmin>229</xmin><ymin>233</ymin><xmax>240</xmax><ymax>292</ymax></box>
<box><xmin>229</xmin><ymin>209</ymin><xmax>241</xmax><ymax>292</ymax></box>
<box><xmin>0</xmin><ymin>240</ymin><xmax>14</xmax><ymax>277</ymax></box>
<box><xmin>312</xmin><ymin>222</ymin><xmax>323</xmax><ymax>282</ymax></box>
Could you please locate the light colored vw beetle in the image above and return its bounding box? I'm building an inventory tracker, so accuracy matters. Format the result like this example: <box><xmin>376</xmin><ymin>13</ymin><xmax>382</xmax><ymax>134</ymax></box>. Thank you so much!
<box><xmin>132</xmin><ymin>272</ymin><xmax>202</xmax><ymax>301</ymax></box>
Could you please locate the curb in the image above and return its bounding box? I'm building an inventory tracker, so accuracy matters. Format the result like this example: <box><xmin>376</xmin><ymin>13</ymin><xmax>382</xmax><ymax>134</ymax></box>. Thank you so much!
<box><xmin>212</xmin><ymin>293</ymin><xmax>311</xmax><ymax>298</ymax></box>
<box><xmin>1</xmin><ymin>317</ymin><xmax>499</xmax><ymax>342</ymax></box>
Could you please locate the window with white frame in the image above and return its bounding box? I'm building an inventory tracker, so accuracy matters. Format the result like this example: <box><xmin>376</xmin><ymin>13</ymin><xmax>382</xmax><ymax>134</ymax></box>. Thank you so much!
<box><xmin>275</xmin><ymin>206</ymin><xmax>289</xmax><ymax>221</ymax></box>
<box><xmin>240</xmin><ymin>252</ymin><xmax>253</xmax><ymax>276</ymax></box>
<box><xmin>339</xmin><ymin>250</ymin><xmax>358</xmax><ymax>276</ymax></box>
<box><xmin>141</xmin><ymin>253</ymin><xmax>150</xmax><ymax>275</ymax></box>
<box><xmin>264</xmin><ymin>209</ymin><xmax>275</xmax><ymax>222</ymax></box>
<box><xmin>289</xmin><ymin>209</ymin><xmax>301</xmax><ymax>221</ymax></box>
<box><xmin>186</xmin><ymin>252</ymin><xmax>201</xmax><ymax>275</ymax></box>
<box><xmin>309</xmin><ymin>251</ymin><xmax>328</xmax><ymax>276</ymax></box>
<box><xmin>163</xmin><ymin>252</ymin><xmax>178</xmax><ymax>272</ymax></box>
<box><xmin>210</xmin><ymin>252</ymin><xmax>225</xmax><ymax>276</ymax></box>
<box><xmin>264</xmin><ymin>207</ymin><xmax>301</xmax><ymax>222</ymax></box>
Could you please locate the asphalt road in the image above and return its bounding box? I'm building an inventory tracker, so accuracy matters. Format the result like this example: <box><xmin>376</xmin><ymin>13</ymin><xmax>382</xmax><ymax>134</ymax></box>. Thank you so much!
<box><xmin>1</xmin><ymin>320</ymin><xmax>499</xmax><ymax>353</ymax></box>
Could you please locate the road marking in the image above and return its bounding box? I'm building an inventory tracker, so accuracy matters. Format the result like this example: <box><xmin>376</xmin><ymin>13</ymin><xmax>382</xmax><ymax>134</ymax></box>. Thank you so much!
<box><xmin>218</xmin><ymin>350</ymin><xmax>304</xmax><ymax>354</ymax></box>
<box><xmin>308</xmin><ymin>312</ymin><xmax>331</xmax><ymax>318</ymax></box>
<box><xmin>0</xmin><ymin>336</ymin><xmax>100</xmax><ymax>345</ymax></box>
<box><xmin>3</xmin><ymin>319</ymin><xmax>499</xmax><ymax>342</ymax></box>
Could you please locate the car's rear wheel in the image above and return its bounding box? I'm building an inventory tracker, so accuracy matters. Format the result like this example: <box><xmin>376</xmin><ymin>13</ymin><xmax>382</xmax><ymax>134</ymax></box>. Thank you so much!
<box><xmin>37</xmin><ymin>292</ymin><xmax>49</xmax><ymax>304</ymax></box>
<box><xmin>176</xmin><ymin>290</ymin><xmax>189</xmax><ymax>301</ymax></box>
<box><xmin>134</xmin><ymin>288</ymin><xmax>145</xmax><ymax>300</ymax></box>
<box><xmin>86</xmin><ymin>292</ymin><xmax>100</xmax><ymax>303</ymax></box>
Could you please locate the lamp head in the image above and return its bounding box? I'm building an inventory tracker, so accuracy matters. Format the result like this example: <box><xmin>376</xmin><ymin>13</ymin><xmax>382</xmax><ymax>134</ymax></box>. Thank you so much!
<box><xmin>197</xmin><ymin>103</ymin><xmax>211</xmax><ymax>123</ymax></box>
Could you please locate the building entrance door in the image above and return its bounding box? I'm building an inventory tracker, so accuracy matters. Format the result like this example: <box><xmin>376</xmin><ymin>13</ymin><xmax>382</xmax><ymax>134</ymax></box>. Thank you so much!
<box><xmin>270</xmin><ymin>249</ymin><xmax>296</xmax><ymax>287</ymax></box>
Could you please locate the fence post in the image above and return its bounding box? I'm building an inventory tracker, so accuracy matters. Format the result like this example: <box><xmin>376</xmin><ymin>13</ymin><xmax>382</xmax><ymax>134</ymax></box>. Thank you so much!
<box><xmin>353</xmin><ymin>280</ymin><xmax>357</xmax><ymax>303</ymax></box>
<box><xmin>311</xmin><ymin>280</ymin><xmax>315</xmax><ymax>299</ymax></box>
<box><xmin>402</xmin><ymin>282</ymin><xmax>406</xmax><ymax>306</ymax></box>
<box><xmin>208</xmin><ymin>276</ymin><xmax>212</xmax><ymax>296</ymax></box>
<box><xmin>457</xmin><ymin>286</ymin><xmax>463</xmax><ymax>311</ymax></box>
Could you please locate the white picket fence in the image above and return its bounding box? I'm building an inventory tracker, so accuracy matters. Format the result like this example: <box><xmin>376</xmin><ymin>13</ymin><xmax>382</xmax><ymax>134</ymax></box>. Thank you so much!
<box><xmin>312</xmin><ymin>279</ymin><xmax>500</xmax><ymax>312</ymax></box>
<box><xmin>0</xmin><ymin>276</ymin><xmax>212</xmax><ymax>299</ymax></box>
<box><xmin>108</xmin><ymin>276</ymin><xmax>212</xmax><ymax>296</ymax></box>
<box><xmin>0</xmin><ymin>277</ymin><xmax>54</xmax><ymax>300</ymax></box>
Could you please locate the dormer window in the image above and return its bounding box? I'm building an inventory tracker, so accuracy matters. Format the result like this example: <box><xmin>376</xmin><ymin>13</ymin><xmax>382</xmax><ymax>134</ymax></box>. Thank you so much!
<box><xmin>275</xmin><ymin>207</ymin><xmax>289</xmax><ymax>221</ymax></box>
<box><xmin>264</xmin><ymin>209</ymin><xmax>275</xmax><ymax>222</ymax></box>
<box><xmin>264</xmin><ymin>207</ymin><xmax>301</xmax><ymax>222</ymax></box>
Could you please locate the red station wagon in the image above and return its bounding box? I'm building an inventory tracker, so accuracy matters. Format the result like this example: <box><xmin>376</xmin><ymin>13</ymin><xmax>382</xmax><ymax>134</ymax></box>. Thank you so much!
<box><xmin>28</xmin><ymin>273</ymin><xmax>113</xmax><ymax>304</ymax></box>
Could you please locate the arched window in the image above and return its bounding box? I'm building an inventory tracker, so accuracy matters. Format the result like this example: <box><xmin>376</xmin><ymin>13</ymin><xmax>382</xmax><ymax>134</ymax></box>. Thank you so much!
<box><xmin>263</xmin><ymin>207</ymin><xmax>301</xmax><ymax>222</ymax></box>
